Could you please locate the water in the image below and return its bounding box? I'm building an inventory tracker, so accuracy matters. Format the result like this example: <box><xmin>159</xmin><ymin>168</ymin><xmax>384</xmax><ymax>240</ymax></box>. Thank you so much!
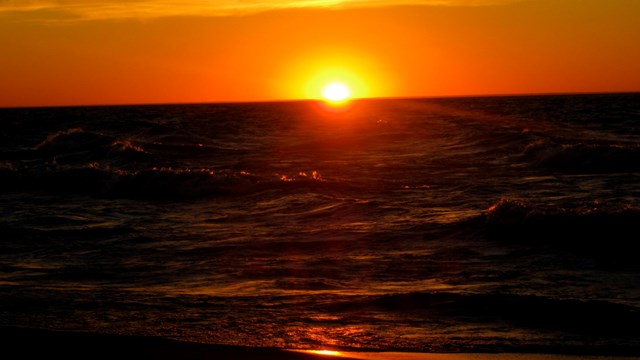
<box><xmin>1</xmin><ymin>94</ymin><xmax>639</xmax><ymax>354</ymax></box>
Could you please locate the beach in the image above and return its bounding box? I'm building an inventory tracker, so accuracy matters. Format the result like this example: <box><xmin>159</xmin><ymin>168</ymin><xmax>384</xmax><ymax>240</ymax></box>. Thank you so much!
<box><xmin>4</xmin><ymin>327</ymin><xmax>639</xmax><ymax>360</ymax></box>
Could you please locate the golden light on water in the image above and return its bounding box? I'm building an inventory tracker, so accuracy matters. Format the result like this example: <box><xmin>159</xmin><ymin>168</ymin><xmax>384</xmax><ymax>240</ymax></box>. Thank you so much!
<box><xmin>297</xmin><ymin>350</ymin><xmax>344</xmax><ymax>357</ymax></box>
<box><xmin>312</xmin><ymin>350</ymin><xmax>343</xmax><ymax>356</ymax></box>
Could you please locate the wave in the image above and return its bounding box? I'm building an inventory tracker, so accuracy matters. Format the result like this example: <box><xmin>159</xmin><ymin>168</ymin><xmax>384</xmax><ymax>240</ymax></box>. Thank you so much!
<box><xmin>471</xmin><ymin>199</ymin><xmax>640</xmax><ymax>265</ymax></box>
<box><xmin>0</xmin><ymin>165</ymin><xmax>337</xmax><ymax>200</ymax></box>
<box><xmin>523</xmin><ymin>139</ymin><xmax>640</xmax><ymax>173</ymax></box>
<box><xmin>483</xmin><ymin>198</ymin><xmax>639</xmax><ymax>233</ymax></box>
<box><xmin>0</xmin><ymin>128</ymin><xmax>340</xmax><ymax>199</ymax></box>
<box><xmin>31</xmin><ymin>128</ymin><xmax>151</xmax><ymax>166</ymax></box>
<box><xmin>328</xmin><ymin>291</ymin><xmax>640</xmax><ymax>337</ymax></box>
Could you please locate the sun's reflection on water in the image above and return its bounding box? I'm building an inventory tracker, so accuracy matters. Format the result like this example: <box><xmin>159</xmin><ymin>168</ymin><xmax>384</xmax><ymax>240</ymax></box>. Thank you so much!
<box><xmin>307</xmin><ymin>350</ymin><xmax>344</xmax><ymax>356</ymax></box>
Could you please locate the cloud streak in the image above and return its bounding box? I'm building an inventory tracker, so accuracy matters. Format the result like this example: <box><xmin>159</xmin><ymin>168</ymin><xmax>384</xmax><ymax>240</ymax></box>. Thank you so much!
<box><xmin>0</xmin><ymin>0</ymin><xmax>523</xmax><ymax>21</ymax></box>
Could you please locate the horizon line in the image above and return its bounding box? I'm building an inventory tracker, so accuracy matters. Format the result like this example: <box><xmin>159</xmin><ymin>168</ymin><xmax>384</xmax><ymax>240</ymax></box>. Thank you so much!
<box><xmin>1</xmin><ymin>91</ymin><xmax>638</xmax><ymax>110</ymax></box>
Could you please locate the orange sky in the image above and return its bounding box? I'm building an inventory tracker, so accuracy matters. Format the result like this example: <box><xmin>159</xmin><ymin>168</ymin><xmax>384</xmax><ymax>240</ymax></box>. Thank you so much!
<box><xmin>1</xmin><ymin>0</ymin><xmax>639</xmax><ymax>107</ymax></box>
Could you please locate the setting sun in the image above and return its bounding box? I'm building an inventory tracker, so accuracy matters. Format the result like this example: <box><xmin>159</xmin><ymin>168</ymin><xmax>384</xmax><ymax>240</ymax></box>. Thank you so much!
<box><xmin>295</xmin><ymin>62</ymin><xmax>377</xmax><ymax>103</ymax></box>
<box><xmin>322</xmin><ymin>82</ymin><xmax>351</xmax><ymax>102</ymax></box>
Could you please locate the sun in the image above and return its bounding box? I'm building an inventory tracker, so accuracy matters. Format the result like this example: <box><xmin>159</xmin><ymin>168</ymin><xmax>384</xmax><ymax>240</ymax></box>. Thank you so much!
<box><xmin>322</xmin><ymin>82</ymin><xmax>351</xmax><ymax>102</ymax></box>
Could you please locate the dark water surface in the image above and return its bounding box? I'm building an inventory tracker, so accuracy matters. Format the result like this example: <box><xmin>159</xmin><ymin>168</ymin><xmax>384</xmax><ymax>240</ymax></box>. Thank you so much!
<box><xmin>1</xmin><ymin>94</ymin><xmax>639</xmax><ymax>353</ymax></box>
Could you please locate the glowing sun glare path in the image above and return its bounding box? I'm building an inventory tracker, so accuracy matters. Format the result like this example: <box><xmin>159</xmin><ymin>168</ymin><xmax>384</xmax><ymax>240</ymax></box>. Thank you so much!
<box><xmin>296</xmin><ymin>350</ymin><xmax>344</xmax><ymax>357</ymax></box>
<box><xmin>322</xmin><ymin>82</ymin><xmax>351</xmax><ymax>102</ymax></box>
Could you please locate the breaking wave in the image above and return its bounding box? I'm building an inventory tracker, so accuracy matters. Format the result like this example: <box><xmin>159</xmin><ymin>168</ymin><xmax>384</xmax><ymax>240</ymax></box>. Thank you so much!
<box><xmin>470</xmin><ymin>198</ymin><xmax>640</xmax><ymax>265</ymax></box>
<box><xmin>31</xmin><ymin>128</ymin><xmax>151</xmax><ymax>166</ymax></box>
<box><xmin>0</xmin><ymin>165</ymin><xmax>335</xmax><ymax>199</ymax></box>
<box><xmin>523</xmin><ymin>139</ymin><xmax>640</xmax><ymax>173</ymax></box>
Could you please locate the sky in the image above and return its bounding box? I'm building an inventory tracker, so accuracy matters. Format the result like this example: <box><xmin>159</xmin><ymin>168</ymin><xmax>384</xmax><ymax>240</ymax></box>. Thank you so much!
<box><xmin>1</xmin><ymin>0</ymin><xmax>639</xmax><ymax>107</ymax></box>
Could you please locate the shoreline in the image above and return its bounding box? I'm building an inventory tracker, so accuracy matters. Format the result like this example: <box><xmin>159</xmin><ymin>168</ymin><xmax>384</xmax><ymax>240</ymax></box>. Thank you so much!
<box><xmin>2</xmin><ymin>327</ymin><xmax>638</xmax><ymax>360</ymax></box>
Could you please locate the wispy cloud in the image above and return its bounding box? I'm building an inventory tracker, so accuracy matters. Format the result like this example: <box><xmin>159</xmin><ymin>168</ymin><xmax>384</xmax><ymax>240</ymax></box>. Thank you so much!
<box><xmin>0</xmin><ymin>0</ymin><xmax>523</xmax><ymax>21</ymax></box>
